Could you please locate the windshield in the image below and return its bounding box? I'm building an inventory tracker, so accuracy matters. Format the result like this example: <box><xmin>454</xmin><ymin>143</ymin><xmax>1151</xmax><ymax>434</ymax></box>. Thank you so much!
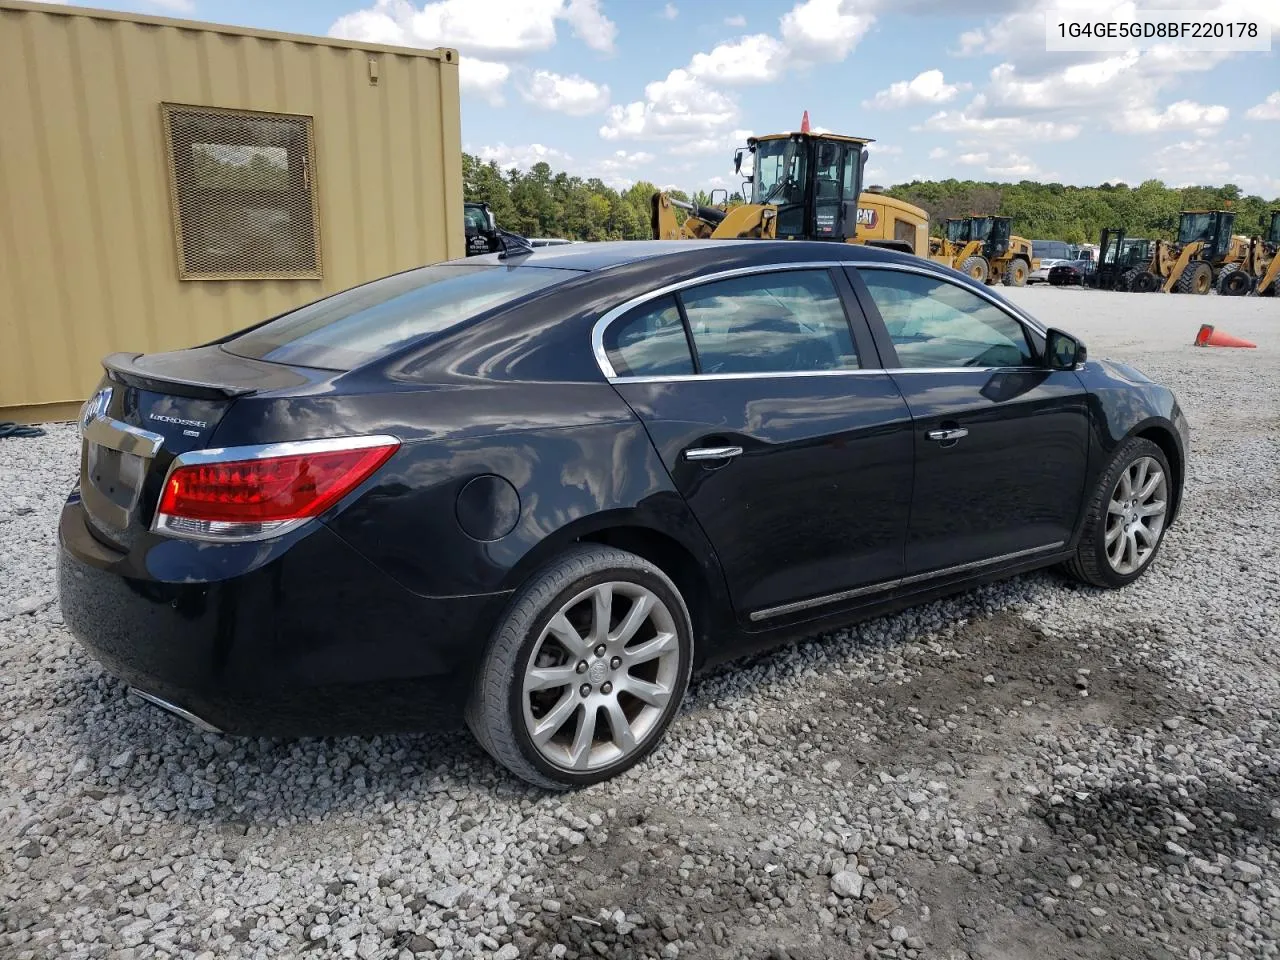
<box><xmin>945</xmin><ymin>220</ymin><xmax>967</xmax><ymax>242</ymax></box>
<box><xmin>969</xmin><ymin>217</ymin><xmax>993</xmax><ymax>240</ymax></box>
<box><xmin>752</xmin><ymin>139</ymin><xmax>808</xmax><ymax>206</ymax></box>
<box><xmin>1033</xmin><ymin>241</ymin><xmax>1071</xmax><ymax>260</ymax></box>
<box><xmin>1178</xmin><ymin>213</ymin><xmax>1214</xmax><ymax>244</ymax></box>
<box><xmin>463</xmin><ymin>205</ymin><xmax>490</xmax><ymax>233</ymax></box>
<box><xmin>223</xmin><ymin>264</ymin><xmax>571</xmax><ymax>370</ymax></box>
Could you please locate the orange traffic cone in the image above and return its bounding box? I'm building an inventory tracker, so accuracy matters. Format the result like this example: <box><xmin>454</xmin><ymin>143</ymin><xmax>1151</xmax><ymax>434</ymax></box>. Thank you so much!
<box><xmin>1194</xmin><ymin>324</ymin><xmax>1256</xmax><ymax>348</ymax></box>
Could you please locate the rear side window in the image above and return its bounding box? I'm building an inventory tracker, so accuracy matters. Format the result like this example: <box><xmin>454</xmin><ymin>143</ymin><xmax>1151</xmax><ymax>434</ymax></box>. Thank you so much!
<box><xmin>223</xmin><ymin>264</ymin><xmax>570</xmax><ymax>370</ymax></box>
<box><xmin>602</xmin><ymin>296</ymin><xmax>695</xmax><ymax>377</ymax></box>
<box><xmin>858</xmin><ymin>269</ymin><xmax>1035</xmax><ymax>369</ymax></box>
<box><xmin>680</xmin><ymin>270</ymin><xmax>859</xmax><ymax>375</ymax></box>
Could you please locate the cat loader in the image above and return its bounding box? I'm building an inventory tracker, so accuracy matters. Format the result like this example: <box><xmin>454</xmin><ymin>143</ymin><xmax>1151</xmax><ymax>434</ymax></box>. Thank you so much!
<box><xmin>651</xmin><ymin>112</ymin><xmax>931</xmax><ymax>257</ymax></box>
<box><xmin>1218</xmin><ymin>210</ymin><xmax>1280</xmax><ymax>296</ymax></box>
<box><xmin>927</xmin><ymin>216</ymin><xmax>1036</xmax><ymax>286</ymax></box>
<box><xmin>1154</xmin><ymin>210</ymin><xmax>1245</xmax><ymax>294</ymax></box>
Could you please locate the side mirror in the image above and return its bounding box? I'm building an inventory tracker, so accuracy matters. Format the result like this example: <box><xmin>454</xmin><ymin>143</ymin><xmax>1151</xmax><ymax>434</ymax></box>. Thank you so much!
<box><xmin>1045</xmin><ymin>328</ymin><xmax>1086</xmax><ymax>370</ymax></box>
<box><xmin>733</xmin><ymin>148</ymin><xmax>744</xmax><ymax>175</ymax></box>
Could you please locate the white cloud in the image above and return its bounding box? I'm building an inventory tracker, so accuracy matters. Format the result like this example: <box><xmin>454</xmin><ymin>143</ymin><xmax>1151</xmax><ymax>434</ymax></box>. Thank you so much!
<box><xmin>144</xmin><ymin>0</ymin><xmax>196</xmax><ymax>12</ymax></box>
<box><xmin>329</xmin><ymin>0</ymin><xmax>617</xmax><ymax>105</ymax></box>
<box><xmin>660</xmin><ymin>2</ymin><xmax>678</xmax><ymax>19</ymax></box>
<box><xmin>561</xmin><ymin>0</ymin><xmax>618</xmax><ymax>52</ymax></box>
<box><xmin>780</xmin><ymin>0</ymin><xmax>876</xmax><ymax>63</ymax></box>
<box><xmin>522</xmin><ymin>70</ymin><xmax>610</xmax><ymax>115</ymax></box>
<box><xmin>1246</xmin><ymin>91</ymin><xmax>1280</xmax><ymax>121</ymax></box>
<box><xmin>923</xmin><ymin>105</ymin><xmax>1081</xmax><ymax>141</ymax></box>
<box><xmin>461</xmin><ymin>59</ymin><xmax>512</xmax><ymax>104</ymax></box>
<box><xmin>1120</xmin><ymin>100</ymin><xmax>1229</xmax><ymax>133</ymax></box>
<box><xmin>863</xmin><ymin>69</ymin><xmax>965</xmax><ymax>109</ymax></box>
<box><xmin>985</xmin><ymin>154</ymin><xmax>1046</xmax><ymax>179</ymax></box>
<box><xmin>724</xmin><ymin>14</ymin><xmax>747</xmax><ymax>27</ymax></box>
<box><xmin>600</xmin><ymin>69</ymin><xmax>739</xmax><ymax>141</ymax></box>
<box><xmin>956</xmin><ymin>152</ymin><xmax>988</xmax><ymax>165</ymax></box>
<box><xmin>688</xmin><ymin>34</ymin><xmax>787</xmax><ymax>84</ymax></box>
<box><xmin>928</xmin><ymin>147</ymin><xmax>947</xmax><ymax>160</ymax></box>
<box><xmin>473</xmin><ymin>142</ymin><xmax>572</xmax><ymax>170</ymax></box>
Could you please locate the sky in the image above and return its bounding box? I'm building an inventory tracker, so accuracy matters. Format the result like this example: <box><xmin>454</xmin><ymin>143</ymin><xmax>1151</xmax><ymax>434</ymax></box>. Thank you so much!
<box><xmin>61</xmin><ymin>0</ymin><xmax>1280</xmax><ymax>198</ymax></box>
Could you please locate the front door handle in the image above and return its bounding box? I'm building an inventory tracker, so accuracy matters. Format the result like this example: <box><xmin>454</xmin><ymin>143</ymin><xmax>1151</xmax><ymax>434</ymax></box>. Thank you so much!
<box><xmin>926</xmin><ymin>428</ymin><xmax>969</xmax><ymax>443</ymax></box>
<box><xmin>684</xmin><ymin>445</ymin><xmax>744</xmax><ymax>462</ymax></box>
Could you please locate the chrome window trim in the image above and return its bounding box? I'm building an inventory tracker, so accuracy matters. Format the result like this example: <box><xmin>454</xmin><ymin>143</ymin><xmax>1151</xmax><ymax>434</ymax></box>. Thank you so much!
<box><xmin>151</xmin><ymin>434</ymin><xmax>401</xmax><ymax>544</ymax></box>
<box><xmin>749</xmin><ymin>540</ymin><xmax>1065</xmax><ymax>622</ymax></box>
<box><xmin>590</xmin><ymin>258</ymin><xmax>1049</xmax><ymax>384</ymax></box>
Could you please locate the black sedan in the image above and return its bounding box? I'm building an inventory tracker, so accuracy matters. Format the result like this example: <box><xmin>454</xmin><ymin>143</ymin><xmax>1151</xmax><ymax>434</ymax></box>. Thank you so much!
<box><xmin>1048</xmin><ymin>259</ymin><xmax>1096</xmax><ymax>286</ymax></box>
<box><xmin>59</xmin><ymin>241</ymin><xmax>1189</xmax><ymax>789</ymax></box>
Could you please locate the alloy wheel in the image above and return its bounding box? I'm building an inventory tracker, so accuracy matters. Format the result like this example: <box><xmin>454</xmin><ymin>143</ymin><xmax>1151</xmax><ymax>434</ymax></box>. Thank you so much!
<box><xmin>522</xmin><ymin>581</ymin><xmax>681</xmax><ymax>772</ymax></box>
<box><xmin>1104</xmin><ymin>456</ymin><xmax>1168</xmax><ymax>575</ymax></box>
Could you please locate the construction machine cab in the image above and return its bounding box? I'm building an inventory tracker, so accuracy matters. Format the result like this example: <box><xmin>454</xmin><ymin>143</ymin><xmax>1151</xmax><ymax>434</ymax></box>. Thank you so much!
<box><xmin>943</xmin><ymin>218</ymin><xmax>969</xmax><ymax>244</ymax></box>
<box><xmin>1267</xmin><ymin>210</ymin><xmax>1280</xmax><ymax>245</ymax></box>
<box><xmin>739</xmin><ymin>129</ymin><xmax>869</xmax><ymax>241</ymax></box>
<box><xmin>1177</xmin><ymin>210</ymin><xmax>1235</xmax><ymax>261</ymax></box>
<box><xmin>969</xmin><ymin>216</ymin><xmax>1013</xmax><ymax>259</ymax></box>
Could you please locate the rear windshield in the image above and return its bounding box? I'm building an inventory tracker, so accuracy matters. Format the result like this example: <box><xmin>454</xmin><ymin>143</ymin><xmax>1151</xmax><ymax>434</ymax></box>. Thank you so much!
<box><xmin>222</xmin><ymin>264</ymin><xmax>571</xmax><ymax>370</ymax></box>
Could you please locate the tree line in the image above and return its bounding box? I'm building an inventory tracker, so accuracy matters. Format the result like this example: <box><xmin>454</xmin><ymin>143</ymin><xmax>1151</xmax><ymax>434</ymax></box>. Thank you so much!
<box><xmin>463</xmin><ymin>152</ymin><xmax>1278</xmax><ymax>245</ymax></box>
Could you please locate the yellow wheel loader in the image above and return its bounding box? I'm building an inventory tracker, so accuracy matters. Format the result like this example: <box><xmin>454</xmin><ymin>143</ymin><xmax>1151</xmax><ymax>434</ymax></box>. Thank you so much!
<box><xmin>651</xmin><ymin>113</ymin><xmax>931</xmax><ymax>257</ymax></box>
<box><xmin>1218</xmin><ymin>210</ymin><xmax>1280</xmax><ymax>297</ymax></box>
<box><xmin>927</xmin><ymin>216</ymin><xmax>1036</xmax><ymax>286</ymax></box>
<box><xmin>1149</xmin><ymin>210</ymin><xmax>1244</xmax><ymax>294</ymax></box>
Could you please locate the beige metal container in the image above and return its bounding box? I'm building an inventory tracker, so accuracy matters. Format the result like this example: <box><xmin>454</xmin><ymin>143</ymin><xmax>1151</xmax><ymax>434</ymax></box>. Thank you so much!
<box><xmin>0</xmin><ymin>1</ymin><xmax>462</xmax><ymax>422</ymax></box>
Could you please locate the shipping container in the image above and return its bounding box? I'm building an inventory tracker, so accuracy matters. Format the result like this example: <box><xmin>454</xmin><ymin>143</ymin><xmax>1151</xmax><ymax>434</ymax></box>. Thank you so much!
<box><xmin>0</xmin><ymin>0</ymin><xmax>463</xmax><ymax>423</ymax></box>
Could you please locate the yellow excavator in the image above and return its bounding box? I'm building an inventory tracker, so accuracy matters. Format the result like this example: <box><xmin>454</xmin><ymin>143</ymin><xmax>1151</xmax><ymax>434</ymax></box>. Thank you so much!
<box><xmin>651</xmin><ymin>112</ymin><xmax>931</xmax><ymax>257</ymax></box>
<box><xmin>929</xmin><ymin>216</ymin><xmax>1036</xmax><ymax>286</ymax></box>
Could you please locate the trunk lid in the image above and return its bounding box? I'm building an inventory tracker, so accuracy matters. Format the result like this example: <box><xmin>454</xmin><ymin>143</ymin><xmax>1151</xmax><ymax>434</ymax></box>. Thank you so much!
<box><xmin>79</xmin><ymin>346</ymin><xmax>319</xmax><ymax>550</ymax></box>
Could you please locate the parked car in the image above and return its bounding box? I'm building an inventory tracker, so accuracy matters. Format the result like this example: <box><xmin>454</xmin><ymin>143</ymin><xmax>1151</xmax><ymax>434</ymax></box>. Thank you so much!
<box><xmin>1029</xmin><ymin>240</ymin><xmax>1076</xmax><ymax>284</ymax></box>
<box><xmin>1049</xmin><ymin>259</ymin><xmax>1097</xmax><ymax>286</ymax></box>
<box><xmin>60</xmin><ymin>240</ymin><xmax>1189</xmax><ymax>789</ymax></box>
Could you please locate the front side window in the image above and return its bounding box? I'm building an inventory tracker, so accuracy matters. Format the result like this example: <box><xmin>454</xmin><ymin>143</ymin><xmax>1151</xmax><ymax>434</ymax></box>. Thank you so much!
<box><xmin>223</xmin><ymin>265</ymin><xmax>570</xmax><ymax>370</ymax></box>
<box><xmin>602</xmin><ymin>296</ymin><xmax>694</xmax><ymax>378</ymax></box>
<box><xmin>858</xmin><ymin>269</ymin><xmax>1035</xmax><ymax>370</ymax></box>
<box><xmin>679</xmin><ymin>270</ymin><xmax>859</xmax><ymax>375</ymax></box>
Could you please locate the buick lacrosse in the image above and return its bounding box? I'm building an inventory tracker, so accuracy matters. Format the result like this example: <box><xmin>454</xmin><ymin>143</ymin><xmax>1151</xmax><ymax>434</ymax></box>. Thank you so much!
<box><xmin>59</xmin><ymin>240</ymin><xmax>1188</xmax><ymax>788</ymax></box>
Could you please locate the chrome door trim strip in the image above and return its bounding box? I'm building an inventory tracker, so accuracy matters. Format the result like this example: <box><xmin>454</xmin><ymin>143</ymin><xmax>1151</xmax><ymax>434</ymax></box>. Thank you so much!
<box><xmin>748</xmin><ymin>540</ymin><xmax>1066</xmax><ymax>622</ymax></box>
<box><xmin>82</xmin><ymin>416</ymin><xmax>165</xmax><ymax>459</ymax></box>
<box><xmin>590</xmin><ymin>257</ymin><xmax>1049</xmax><ymax>383</ymax></box>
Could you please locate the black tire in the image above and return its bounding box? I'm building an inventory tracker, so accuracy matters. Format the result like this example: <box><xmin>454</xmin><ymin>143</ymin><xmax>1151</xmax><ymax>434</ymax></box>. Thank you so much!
<box><xmin>1177</xmin><ymin>261</ymin><xmax>1212</xmax><ymax>295</ymax></box>
<box><xmin>961</xmin><ymin>256</ymin><xmax>988</xmax><ymax>284</ymax></box>
<box><xmin>1119</xmin><ymin>268</ymin><xmax>1141</xmax><ymax>292</ymax></box>
<box><xmin>1062</xmin><ymin>437</ymin><xmax>1173</xmax><ymax>589</ymax></box>
<box><xmin>1003</xmin><ymin>258</ymin><xmax>1029</xmax><ymax>287</ymax></box>
<box><xmin>1217</xmin><ymin>264</ymin><xmax>1254</xmax><ymax>296</ymax></box>
<box><xmin>465</xmin><ymin>544</ymin><xmax>694</xmax><ymax>790</ymax></box>
<box><xmin>1132</xmin><ymin>271</ymin><xmax>1160</xmax><ymax>293</ymax></box>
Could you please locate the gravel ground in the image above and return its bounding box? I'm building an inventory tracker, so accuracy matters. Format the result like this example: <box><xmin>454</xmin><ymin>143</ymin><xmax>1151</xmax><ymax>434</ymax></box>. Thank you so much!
<box><xmin>2</xmin><ymin>288</ymin><xmax>1278</xmax><ymax>960</ymax></box>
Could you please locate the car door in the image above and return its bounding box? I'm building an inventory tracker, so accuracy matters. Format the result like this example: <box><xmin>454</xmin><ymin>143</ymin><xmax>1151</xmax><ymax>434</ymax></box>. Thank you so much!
<box><xmin>598</xmin><ymin>265</ymin><xmax>914</xmax><ymax>623</ymax></box>
<box><xmin>848</xmin><ymin>264</ymin><xmax>1090</xmax><ymax>576</ymax></box>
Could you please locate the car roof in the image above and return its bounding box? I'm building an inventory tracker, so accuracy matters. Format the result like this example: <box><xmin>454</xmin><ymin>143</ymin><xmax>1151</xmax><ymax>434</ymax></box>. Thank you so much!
<box><xmin>451</xmin><ymin>239</ymin><xmax>930</xmax><ymax>274</ymax></box>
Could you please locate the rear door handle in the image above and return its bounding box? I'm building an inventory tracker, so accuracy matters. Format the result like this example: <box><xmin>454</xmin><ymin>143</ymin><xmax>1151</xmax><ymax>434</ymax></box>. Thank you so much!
<box><xmin>926</xmin><ymin>428</ymin><xmax>968</xmax><ymax>442</ymax></box>
<box><xmin>684</xmin><ymin>445</ymin><xmax>744</xmax><ymax>462</ymax></box>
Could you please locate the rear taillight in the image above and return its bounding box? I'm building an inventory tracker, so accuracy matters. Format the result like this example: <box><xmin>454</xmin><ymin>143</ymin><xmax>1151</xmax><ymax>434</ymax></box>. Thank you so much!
<box><xmin>152</xmin><ymin>435</ymin><xmax>400</xmax><ymax>542</ymax></box>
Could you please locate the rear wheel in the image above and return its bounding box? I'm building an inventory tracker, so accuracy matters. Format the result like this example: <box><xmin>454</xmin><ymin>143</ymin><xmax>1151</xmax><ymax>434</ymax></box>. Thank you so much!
<box><xmin>1177</xmin><ymin>261</ymin><xmax>1212</xmax><ymax>295</ymax></box>
<box><xmin>1003</xmin><ymin>258</ymin><xmax>1029</xmax><ymax>287</ymax></box>
<box><xmin>1062</xmin><ymin>437</ymin><xmax>1172</xmax><ymax>589</ymax></box>
<box><xmin>961</xmin><ymin>256</ymin><xmax>988</xmax><ymax>283</ymax></box>
<box><xmin>1119</xmin><ymin>268</ymin><xmax>1141</xmax><ymax>292</ymax></box>
<box><xmin>466</xmin><ymin>545</ymin><xmax>693</xmax><ymax>789</ymax></box>
<box><xmin>1217</xmin><ymin>263</ymin><xmax>1254</xmax><ymax>296</ymax></box>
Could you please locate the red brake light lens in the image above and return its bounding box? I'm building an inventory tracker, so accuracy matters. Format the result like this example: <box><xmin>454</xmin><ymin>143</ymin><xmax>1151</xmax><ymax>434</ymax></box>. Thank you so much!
<box><xmin>154</xmin><ymin>437</ymin><xmax>399</xmax><ymax>540</ymax></box>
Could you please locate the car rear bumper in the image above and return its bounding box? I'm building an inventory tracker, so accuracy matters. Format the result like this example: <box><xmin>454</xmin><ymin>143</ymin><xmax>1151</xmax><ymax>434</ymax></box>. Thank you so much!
<box><xmin>57</xmin><ymin>493</ymin><xmax>512</xmax><ymax>737</ymax></box>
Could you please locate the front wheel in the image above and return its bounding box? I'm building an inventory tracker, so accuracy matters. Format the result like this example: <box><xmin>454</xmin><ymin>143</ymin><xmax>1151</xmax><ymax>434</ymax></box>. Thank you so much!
<box><xmin>1003</xmin><ymin>259</ymin><xmax>1029</xmax><ymax>287</ymax></box>
<box><xmin>466</xmin><ymin>545</ymin><xmax>693</xmax><ymax>789</ymax></box>
<box><xmin>1062</xmin><ymin>438</ymin><xmax>1173</xmax><ymax>589</ymax></box>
